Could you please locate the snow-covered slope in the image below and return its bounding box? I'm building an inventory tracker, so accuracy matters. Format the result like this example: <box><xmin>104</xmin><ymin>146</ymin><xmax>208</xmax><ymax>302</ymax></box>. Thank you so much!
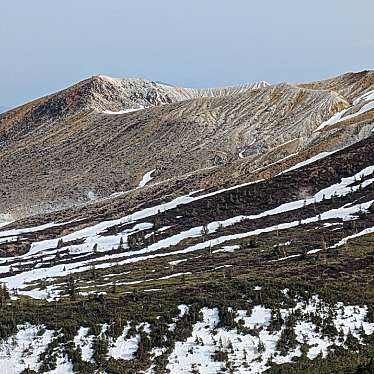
<box><xmin>1</xmin><ymin>296</ymin><xmax>373</xmax><ymax>373</ymax></box>
<box><xmin>1</xmin><ymin>133</ymin><xmax>374</xmax><ymax>298</ymax></box>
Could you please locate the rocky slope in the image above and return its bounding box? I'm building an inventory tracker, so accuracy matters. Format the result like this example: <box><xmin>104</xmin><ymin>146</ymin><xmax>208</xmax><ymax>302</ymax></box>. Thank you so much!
<box><xmin>0</xmin><ymin>71</ymin><xmax>373</xmax><ymax>220</ymax></box>
<box><xmin>0</xmin><ymin>75</ymin><xmax>269</xmax><ymax>143</ymax></box>
<box><xmin>298</xmin><ymin>70</ymin><xmax>374</xmax><ymax>101</ymax></box>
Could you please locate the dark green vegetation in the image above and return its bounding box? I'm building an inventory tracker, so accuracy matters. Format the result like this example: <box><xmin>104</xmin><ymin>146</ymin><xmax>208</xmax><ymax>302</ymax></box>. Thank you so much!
<box><xmin>1</xmin><ymin>229</ymin><xmax>374</xmax><ymax>373</ymax></box>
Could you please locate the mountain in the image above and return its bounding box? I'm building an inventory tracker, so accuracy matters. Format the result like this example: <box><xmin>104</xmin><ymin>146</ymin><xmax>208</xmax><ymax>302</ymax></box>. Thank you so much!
<box><xmin>0</xmin><ymin>75</ymin><xmax>269</xmax><ymax>138</ymax></box>
<box><xmin>0</xmin><ymin>72</ymin><xmax>373</xmax><ymax>218</ymax></box>
<box><xmin>0</xmin><ymin>76</ymin><xmax>271</xmax><ymax>216</ymax></box>
<box><xmin>0</xmin><ymin>71</ymin><xmax>373</xmax><ymax>373</ymax></box>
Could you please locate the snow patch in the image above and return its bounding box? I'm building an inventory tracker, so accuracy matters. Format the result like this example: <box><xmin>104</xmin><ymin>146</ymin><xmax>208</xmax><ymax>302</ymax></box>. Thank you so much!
<box><xmin>138</xmin><ymin>169</ymin><xmax>156</xmax><ymax>188</ymax></box>
<box><xmin>102</xmin><ymin>107</ymin><xmax>143</xmax><ymax>115</ymax></box>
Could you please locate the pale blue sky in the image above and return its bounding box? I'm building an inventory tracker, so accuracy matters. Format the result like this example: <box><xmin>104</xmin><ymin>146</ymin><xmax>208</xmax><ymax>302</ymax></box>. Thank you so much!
<box><xmin>1</xmin><ymin>0</ymin><xmax>373</xmax><ymax>108</ymax></box>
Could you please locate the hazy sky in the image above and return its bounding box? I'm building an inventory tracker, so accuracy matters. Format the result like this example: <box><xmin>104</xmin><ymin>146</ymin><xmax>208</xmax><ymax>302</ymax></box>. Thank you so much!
<box><xmin>1</xmin><ymin>0</ymin><xmax>373</xmax><ymax>107</ymax></box>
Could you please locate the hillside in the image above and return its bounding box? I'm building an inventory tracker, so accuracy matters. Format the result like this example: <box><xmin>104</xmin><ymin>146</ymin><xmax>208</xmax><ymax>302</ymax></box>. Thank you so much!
<box><xmin>0</xmin><ymin>71</ymin><xmax>373</xmax><ymax>219</ymax></box>
<box><xmin>1</xmin><ymin>132</ymin><xmax>374</xmax><ymax>373</ymax></box>
<box><xmin>0</xmin><ymin>71</ymin><xmax>374</xmax><ymax>373</ymax></box>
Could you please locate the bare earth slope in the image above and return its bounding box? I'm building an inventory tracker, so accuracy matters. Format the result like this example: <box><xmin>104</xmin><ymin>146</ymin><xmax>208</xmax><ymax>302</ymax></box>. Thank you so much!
<box><xmin>0</xmin><ymin>71</ymin><xmax>373</xmax><ymax>220</ymax></box>
<box><xmin>297</xmin><ymin>70</ymin><xmax>374</xmax><ymax>101</ymax></box>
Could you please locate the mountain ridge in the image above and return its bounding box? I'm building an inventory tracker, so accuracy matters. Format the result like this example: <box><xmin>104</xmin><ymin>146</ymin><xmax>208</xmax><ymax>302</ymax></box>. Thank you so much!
<box><xmin>0</xmin><ymin>70</ymin><xmax>372</xmax><ymax>221</ymax></box>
